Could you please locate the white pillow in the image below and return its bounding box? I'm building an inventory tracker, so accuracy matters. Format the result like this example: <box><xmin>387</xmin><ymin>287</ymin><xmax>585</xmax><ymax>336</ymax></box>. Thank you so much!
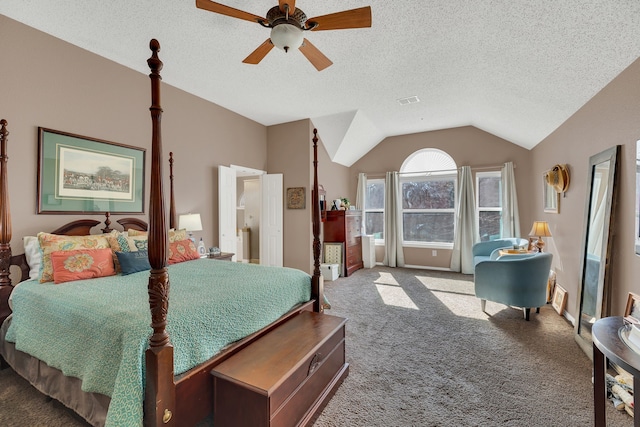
<box><xmin>8</xmin><ymin>280</ymin><xmax>25</xmax><ymax>311</ymax></box>
<box><xmin>23</xmin><ymin>235</ymin><xmax>42</xmax><ymax>280</ymax></box>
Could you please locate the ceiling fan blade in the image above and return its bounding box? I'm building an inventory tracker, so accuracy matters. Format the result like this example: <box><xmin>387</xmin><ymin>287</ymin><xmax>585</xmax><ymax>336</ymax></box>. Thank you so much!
<box><xmin>279</xmin><ymin>0</ymin><xmax>296</xmax><ymax>14</ymax></box>
<box><xmin>299</xmin><ymin>38</ymin><xmax>333</xmax><ymax>71</ymax></box>
<box><xmin>196</xmin><ymin>0</ymin><xmax>264</xmax><ymax>24</ymax></box>
<box><xmin>242</xmin><ymin>39</ymin><xmax>275</xmax><ymax>65</ymax></box>
<box><xmin>307</xmin><ymin>6</ymin><xmax>372</xmax><ymax>31</ymax></box>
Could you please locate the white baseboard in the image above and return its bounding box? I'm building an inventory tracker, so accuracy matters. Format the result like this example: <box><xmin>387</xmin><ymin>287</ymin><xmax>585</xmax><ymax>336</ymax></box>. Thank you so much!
<box><xmin>378</xmin><ymin>262</ymin><xmax>453</xmax><ymax>272</ymax></box>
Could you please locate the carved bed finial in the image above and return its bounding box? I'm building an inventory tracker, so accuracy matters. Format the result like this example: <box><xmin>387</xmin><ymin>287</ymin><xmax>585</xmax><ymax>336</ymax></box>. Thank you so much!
<box><xmin>311</xmin><ymin>128</ymin><xmax>323</xmax><ymax>313</ymax></box>
<box><xmin>169</xmin><ymin>152</ymin><xmax>176</xmax><ymax>230</ymax></box>
<box><xmin>102</xmin><ymin>212</ymin><xmax>112</xmax><ymax>234</ymax></box>
<box><xmin>145</xmin><ymin>39</ymin><xmax>175</xmax><ymax>427</ymax></box>
<box><xmin>147</xmin><ymin>37</ymin><xmax>169</xmax><ymax>346</ymax></box>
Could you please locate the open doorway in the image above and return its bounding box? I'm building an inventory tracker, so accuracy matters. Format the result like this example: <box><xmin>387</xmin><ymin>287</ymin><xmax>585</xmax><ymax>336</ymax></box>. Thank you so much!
<box><xmin>218</xmin><ymin>165</ymin><xmax>283</xmax><ymax>266</ymax></box>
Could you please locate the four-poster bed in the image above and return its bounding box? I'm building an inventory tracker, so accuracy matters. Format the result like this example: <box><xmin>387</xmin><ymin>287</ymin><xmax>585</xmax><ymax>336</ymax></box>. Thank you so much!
<box><xmin>0</xmin><ymin>40</ymin><xmax>347</xmax><ymax>426</ymax></box>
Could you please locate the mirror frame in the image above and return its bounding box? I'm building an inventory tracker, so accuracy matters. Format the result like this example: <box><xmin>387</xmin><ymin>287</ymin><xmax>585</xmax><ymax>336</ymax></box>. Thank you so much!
<box><xmin>574</xmin><ymin>145</ymin><xmax>620</xmax><ymax>358</ymax></box>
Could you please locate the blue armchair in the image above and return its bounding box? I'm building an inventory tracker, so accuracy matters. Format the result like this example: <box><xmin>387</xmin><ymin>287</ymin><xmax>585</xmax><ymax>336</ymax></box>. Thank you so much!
<box><xmin>472</xmin><ymin>238</ymin><xmax>530</xmax><ymax>267</ymax></box>
<box><xmin>474</xmin><ymin>252</ymin><xmax>553</xmax><ymax>320</ymax></box>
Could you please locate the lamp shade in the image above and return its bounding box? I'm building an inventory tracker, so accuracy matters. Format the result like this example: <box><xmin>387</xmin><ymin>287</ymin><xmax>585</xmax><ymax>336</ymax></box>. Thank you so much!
<box><xmin>270</xmin><ymin>24</ymin><xmax>303</xmax><ymax>52</ymax></box>
<box><xmin>529</xmin><ymin>221</ymin><xmax>552</xmax><ymax>237</ymax></box>
<box><xmin>178</xmin><ymin>213</ymin><xmax>202</xmax><ymax>232</ymax></box>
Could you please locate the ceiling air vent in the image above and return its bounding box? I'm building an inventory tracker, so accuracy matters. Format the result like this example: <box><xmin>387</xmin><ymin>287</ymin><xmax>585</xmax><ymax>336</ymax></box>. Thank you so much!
<box><xmin>397</xmin><ymin>96</ymin><xmax>420</xmax><ymax>105</ymax></box>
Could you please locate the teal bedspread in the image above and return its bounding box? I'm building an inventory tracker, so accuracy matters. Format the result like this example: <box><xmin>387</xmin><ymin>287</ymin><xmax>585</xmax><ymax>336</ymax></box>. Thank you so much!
<box><xmin>6</xmin><ymin>259</ymin><xmax>311</xmax><ymax>426</ymax></box>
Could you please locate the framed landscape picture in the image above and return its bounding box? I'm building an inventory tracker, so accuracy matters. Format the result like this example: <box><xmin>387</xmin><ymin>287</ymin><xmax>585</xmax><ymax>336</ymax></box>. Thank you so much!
<box><xmin>38</xmin><ymin>128</ymin><xmax>145</xmax><ymax>214</ymax></box>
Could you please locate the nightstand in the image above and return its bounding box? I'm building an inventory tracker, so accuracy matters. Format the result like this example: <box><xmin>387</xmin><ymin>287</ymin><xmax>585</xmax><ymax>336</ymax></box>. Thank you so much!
<box><xmin>205</xmin><ymin>252</ymin><xmax>234</xmax><ymax>261</ymax></box>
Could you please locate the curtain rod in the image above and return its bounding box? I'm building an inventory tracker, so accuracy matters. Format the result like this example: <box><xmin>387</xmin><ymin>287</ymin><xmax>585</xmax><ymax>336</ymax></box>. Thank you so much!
<box><xmin>361</xmin><ymin>163</ymin><xmax>513</xmax><ymax>177</ymax></box>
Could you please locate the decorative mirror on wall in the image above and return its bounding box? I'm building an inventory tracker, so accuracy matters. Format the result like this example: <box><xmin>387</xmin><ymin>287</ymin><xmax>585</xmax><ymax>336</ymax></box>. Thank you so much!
<box><xmin>574</xmin><ymin>145</ymin><xmax>620</xmax><ymax>358</ymax></box>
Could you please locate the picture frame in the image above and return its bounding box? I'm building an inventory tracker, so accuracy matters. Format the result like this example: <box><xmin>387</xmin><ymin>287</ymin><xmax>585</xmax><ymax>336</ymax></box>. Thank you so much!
<box><xmin>552</xmin><ymin>284</ymin><xmax>567</xmax><ymax>315</ymax></box>
<box><xmin>38</xmin><ymin>128</ymin><xmax>145</xmax><ymax>214</ymax></box>
<box><xmin>286</xmin><ymin>187</ymin><xmax>306</xmax><ymax>209</ymax></box>
<box><xmin>624</xmin><ymin>292</ymin><xmax>640</xmax><ymax>323</ymax></box>
<box><xmin>543</xmin><ymin>172</ymin><xmax>559</xmax><ymax>213</ymax></box>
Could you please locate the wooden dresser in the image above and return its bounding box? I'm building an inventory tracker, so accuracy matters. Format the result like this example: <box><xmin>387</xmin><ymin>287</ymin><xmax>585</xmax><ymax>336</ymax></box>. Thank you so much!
<box><xmin>323</xmin><ymin>210</ymin><xmax>364</xmax><ymax>277</ymax></box>
<box><xmin>211</xmin><ymin>311</ymin><xmax>349</xmax><ymax>427</ymax></box>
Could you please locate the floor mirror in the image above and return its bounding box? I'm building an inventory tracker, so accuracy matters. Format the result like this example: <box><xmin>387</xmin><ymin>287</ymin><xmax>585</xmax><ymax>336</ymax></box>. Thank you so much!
<box><xmin>574</xmin><ymin>145</ymin><xmax>620</xmax><ymax>358</ymax></box>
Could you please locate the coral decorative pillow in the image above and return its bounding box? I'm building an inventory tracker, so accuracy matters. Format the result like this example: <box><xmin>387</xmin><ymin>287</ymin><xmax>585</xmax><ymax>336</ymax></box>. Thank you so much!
<box><xmin>168</xmin><ymin>239</ymin><xmax>200</xmax><ymax>264</ymax></box>
<box><xmin>50</xmin><ymin>248</ymin><xmax>116</xmax><ymax>284</ymax></box>
<box><xmin>38</xmin><ymin>232</ymin><xmax>111</xmax><ymax>283</ymax></box>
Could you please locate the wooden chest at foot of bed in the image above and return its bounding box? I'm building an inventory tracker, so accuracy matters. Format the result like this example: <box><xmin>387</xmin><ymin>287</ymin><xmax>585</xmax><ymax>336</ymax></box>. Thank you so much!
<box><xmin>211</xmin><ymin>311</ymin><xmax>349</xmax><ymax>427</ymax></box>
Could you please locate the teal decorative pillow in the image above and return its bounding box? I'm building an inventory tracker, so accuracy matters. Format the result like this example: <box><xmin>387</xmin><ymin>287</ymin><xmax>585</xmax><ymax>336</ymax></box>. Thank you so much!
<box><xmin>116</xmin><ymin>250</ymin><xmax>151</xmax><ymax>275</ymax></box>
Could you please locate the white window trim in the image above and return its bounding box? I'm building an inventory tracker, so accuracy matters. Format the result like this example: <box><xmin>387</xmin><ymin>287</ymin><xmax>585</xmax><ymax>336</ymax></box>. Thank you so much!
<box><xmin>476</xmin><ymin>170</ymin><xmax>503</xmax><ymax>240</ymax></box>
<box><xmin>400</xmin><ymin>173</ymin><xmax>457</xmax><ymax>246</ymax></box>
<box><xmin>364</xmin><ymin>178</ymin><xmax>385</xmax><ymax>244</ymax></box>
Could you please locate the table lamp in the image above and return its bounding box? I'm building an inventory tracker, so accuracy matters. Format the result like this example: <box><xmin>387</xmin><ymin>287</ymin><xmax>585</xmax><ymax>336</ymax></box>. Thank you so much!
<box><xmin>178</xmin><ymin>213</ymin><xmax>202</xmax><ymax>243</ymax></box>
<box><xmin>529</xmin><ymin>221</ymin><xmax>552</xmax><ymax>252</ymax></box>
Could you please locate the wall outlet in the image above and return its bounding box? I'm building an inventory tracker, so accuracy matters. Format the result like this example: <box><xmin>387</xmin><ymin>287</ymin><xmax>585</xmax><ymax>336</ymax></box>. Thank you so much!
<box><xmin>432</xmin><ymin>250</ymin><xmax>437</xmax><ymax>257</ymax></box>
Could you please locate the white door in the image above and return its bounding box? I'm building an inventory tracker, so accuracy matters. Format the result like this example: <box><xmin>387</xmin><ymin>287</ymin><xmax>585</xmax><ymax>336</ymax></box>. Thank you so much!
<box><xmin>260</xmin><ymin>174</ymin><xmax>283</xmax><ymax>267</ymax></box>
<box><xmin>218</xmin><ymin>165</ymin><xmax>237</xmax><ymax>261</ymax></box>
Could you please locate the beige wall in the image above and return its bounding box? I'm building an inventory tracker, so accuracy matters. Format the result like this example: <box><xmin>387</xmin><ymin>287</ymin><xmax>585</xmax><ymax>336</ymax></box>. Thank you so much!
<box><xmin>4</xmin><ymin>14</ymin><xmax>640</xmax><ymax>322</ymax></box>
<box><xmin>266</xmin><ymin>122</ymin><xmax>349</xmax><ymax>273</ymax></box>
<box><xmin>531</xmin><ymin>57</ymin><xmax>640</xmax><ymax>317</ymax></box>
<box><xmin>350</xmin><ymin>126</ymin><xmax>533</xmax><ymax>268</ymax></box>
<box><xmin>266</xmin><ymin>120</ymin><xmax>312</xmax><ymax>272</ymax></box>
<box><xmin>1</xmin><ymin>15</ymin><xmax>266</xmax><ymax>252</ymax></box>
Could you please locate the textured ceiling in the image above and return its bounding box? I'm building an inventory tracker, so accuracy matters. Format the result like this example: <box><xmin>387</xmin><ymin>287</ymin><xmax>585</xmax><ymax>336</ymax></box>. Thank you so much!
<box><xmin>2</xmin><ymin>1</ymin><xmax>640</xmax><ymax>166</ymax></box>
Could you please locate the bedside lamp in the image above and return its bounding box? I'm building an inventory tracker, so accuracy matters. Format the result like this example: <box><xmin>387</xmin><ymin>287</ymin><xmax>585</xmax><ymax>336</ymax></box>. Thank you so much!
<box><xmin>178</xmin><ymin>213</ymin><xmax>202</xmax><ymax>243</ymax></box>
<box><xmin>529</xmin><ymin>221</ymin><xmax>552</xmax><ymax>253</ymax></box>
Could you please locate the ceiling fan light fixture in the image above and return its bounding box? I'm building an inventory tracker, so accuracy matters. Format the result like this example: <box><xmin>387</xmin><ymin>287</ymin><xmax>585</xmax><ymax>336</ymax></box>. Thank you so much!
<box><xmin>270</xmin><ymin>24</ymin><xmax>303</xmax><ymax>52</ymax></box>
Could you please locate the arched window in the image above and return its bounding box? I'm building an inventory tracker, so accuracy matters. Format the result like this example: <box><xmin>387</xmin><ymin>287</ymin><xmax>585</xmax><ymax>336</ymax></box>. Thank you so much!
<box><xmin>400</xmin><ymin>148</ymin><xmax>457</xmax><ymax>175</ymax></box>
<box><xmin>400</xmin><ymin>149</ymin><xmax>457</xmax><ymax>244</ymax></box>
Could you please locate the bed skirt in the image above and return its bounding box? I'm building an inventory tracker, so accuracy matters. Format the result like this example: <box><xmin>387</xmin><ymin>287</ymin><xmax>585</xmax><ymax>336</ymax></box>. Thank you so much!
<box><xmin>0</xmin><ymin>318</ymin><xmax>109</xmax><ymax>427</ymax></box>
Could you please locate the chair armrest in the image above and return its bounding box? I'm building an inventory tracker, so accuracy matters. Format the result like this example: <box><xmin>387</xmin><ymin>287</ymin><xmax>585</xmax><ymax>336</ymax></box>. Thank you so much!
<box><xmin>474</xmin><ymin>254</ymin><xmax>553</xmax><ymax>308</ymax></box>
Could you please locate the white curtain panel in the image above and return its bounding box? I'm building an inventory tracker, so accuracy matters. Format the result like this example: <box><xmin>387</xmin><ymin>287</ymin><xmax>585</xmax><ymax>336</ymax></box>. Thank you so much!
<box><xmin>501</xmin><ymin>161</ymin><xmax>521</xmax><ymax>238</ymax></box>
<box><xmin>383</xmin><ymin>171</ymin><xmax>405</xmax><ymax>267</ymax></box>
<box><xmin>355</xmin><ymin>173</ymin><xmax>367</xmax><ymax>210</ymax></box>
<box><xmin>450</xmin><ymin>166</ymin><xmax>478</xmax><ymax>274</ymax></box>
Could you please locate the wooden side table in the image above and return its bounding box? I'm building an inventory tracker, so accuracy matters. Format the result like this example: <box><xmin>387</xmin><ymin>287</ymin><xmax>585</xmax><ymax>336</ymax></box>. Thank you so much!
<box><xmin>205</xmin><ymin>252</ymin><xmax>234</xmax><ymax>261</ymax></box>
<box><xmin>592</xmin><ymin>316</ymin><xmax>640</xmax><ymax>427</ymax></box>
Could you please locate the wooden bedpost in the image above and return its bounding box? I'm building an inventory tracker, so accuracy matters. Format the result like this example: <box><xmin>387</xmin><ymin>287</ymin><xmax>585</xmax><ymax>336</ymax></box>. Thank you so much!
<box><xmin>0</xmin><ymin>120</ymin><xmax>12</xmax><ymax>326</ymax></box>
<box><xmin>145</xmin><ymin>39</ymin><xmax>176</xmax><ymax>427</ymax></box>
<box><xmin>169</xmin><ymin>152</ymin><xmax>176</xmax><ymax>230</ymax></box>
<box><xmin>311</xmin><ymin>128</ymin><xmax>324</xmax><ymax>313</ymax></box>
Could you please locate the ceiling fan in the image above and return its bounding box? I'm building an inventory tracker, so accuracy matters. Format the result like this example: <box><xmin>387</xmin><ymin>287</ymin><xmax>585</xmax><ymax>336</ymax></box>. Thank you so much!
<box><xmin>195</xmin><ymin>0</ymin><xmax>372</xmax><ymax>71</ymax></box>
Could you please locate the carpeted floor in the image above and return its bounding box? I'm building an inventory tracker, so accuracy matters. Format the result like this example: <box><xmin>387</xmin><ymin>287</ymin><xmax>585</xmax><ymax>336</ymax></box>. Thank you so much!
<box><xmin>0</xmin><ymin>266</ymin><xmax>632</xmax><ymax>426</ymax></box>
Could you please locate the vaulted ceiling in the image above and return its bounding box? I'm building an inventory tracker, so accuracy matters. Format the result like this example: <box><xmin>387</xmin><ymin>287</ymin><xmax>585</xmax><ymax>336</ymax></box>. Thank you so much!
<box><xmin>2</xmin><ymin>1</ymin><xmax>639</xmax><ymax>165</ymax></box>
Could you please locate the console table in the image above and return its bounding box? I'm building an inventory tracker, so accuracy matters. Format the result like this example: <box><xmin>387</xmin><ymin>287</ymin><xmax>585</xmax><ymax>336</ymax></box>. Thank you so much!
<box><xmin>592</xmin><ymin>316</ymin><xmax>640</xmax><ymax>427</ymax></box>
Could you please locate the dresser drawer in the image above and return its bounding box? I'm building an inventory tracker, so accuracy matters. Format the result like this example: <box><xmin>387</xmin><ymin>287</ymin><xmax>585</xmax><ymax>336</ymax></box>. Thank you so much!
<box><xmin>346</xmin><ymin>245</ymin><xmax>362</xmax><ymax>263</ymax></box>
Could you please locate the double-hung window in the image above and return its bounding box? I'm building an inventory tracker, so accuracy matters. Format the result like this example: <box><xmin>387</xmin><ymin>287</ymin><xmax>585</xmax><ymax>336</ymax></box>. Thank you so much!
<box><xmin>364</xmin><ymin>178</ymin><xmax>384</xmax><ymax>241</ymax></box>
<box><xmin>476</xmin><ymin>171</ymin><xmax>502</xmax><ymax>241</ymax></box>
<box><xmin>400</xmin><ymin>149</ymin><xmax>457</xmax><ymax>245</ymax></box>
<box><xmin>401</xmin><ymin>174</ymin><xmax>456</xmax><ymax>244</ymax></box>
